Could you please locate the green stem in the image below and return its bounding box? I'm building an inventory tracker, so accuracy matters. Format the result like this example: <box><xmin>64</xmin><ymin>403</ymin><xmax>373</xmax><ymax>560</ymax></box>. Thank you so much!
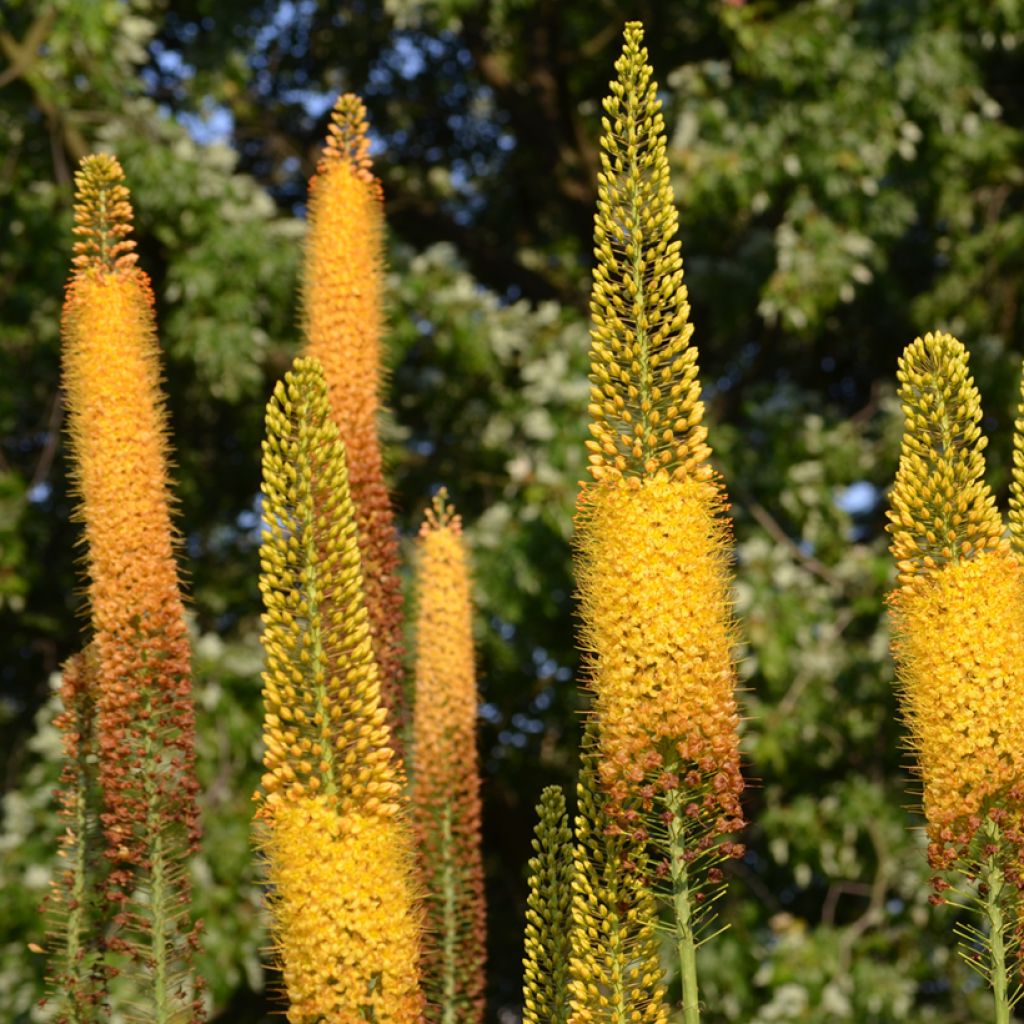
<box><xmin>666</xmin><ymin>790</ymin><xmax>700</xmax><ymax>1024</ymax></box>
<box><xmin>298</xmin><ymin>390</ymin><xmax>337</xmax><ymax>797</ymax></box>
<box><xmin>985</xmin><ymin>858</ymin><xmax>1011</xmax><ymax>1024</ymax></box>
<box><xmin>440</xmin><ymin>803</ymin><xmax>458</xmax><ymax>1024</ymax></box>
<box><xmin>142</xmin><ymin>689</ymin><xmax>170</xmax><ymax>1024</ymax></box>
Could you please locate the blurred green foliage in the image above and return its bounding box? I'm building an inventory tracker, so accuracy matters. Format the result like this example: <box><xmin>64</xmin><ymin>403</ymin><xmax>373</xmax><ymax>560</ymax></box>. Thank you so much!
<box><xmin>1</xmin><ymin>1</ymin><xmax>1023</xmax><ymax>1021</ymax></box>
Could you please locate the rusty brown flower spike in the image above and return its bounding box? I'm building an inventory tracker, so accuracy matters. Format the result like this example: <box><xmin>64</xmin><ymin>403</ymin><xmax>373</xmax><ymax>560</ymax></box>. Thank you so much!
<box><xmin>47</xmin><ymin>649</ymin><xmax>110</xmax><ymax>1023</ymax></box>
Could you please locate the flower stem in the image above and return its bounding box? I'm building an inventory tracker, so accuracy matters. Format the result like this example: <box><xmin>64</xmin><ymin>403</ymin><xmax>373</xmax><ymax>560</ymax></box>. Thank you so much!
<box><xmin>441</xmin><ymin>802</ymin><xmax>457</xmax><ymax>1024</ymax></box>
<box><xmin>985</xmin><ymin>857</ymin><xmax>1011</xmax><ymax>1024</ymax></box>
<box><xmin>666</xmin><ymin>789</ymin><xmax>701</xmax><ymax>1024</ymax></box>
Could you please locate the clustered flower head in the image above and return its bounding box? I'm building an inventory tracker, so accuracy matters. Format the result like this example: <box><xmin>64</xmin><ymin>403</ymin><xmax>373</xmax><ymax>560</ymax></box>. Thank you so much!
<box><xmin>302</xmin><ymin>93</ymin><xmax>406</xmax><ymax>748</ymax></box>
<box><xmin>256</xmin><ymin>357</ymin><xmax>422</xmax><ymax>1024</ymax></box>
<box><xmin>410</xmin><ymin>492</ymin><xmax>486</xmax><ymax>1023</ymax></box>
<box><xmin>576</xmin><ymin>474</ymin><xmax>743</xmax><ymax>837</ymax></box>
<box><xmin>575</xmin><ymin>22</ymin><xmax>743</xmax><ymax>842</ymax></box>
<box><xmin>888</xmin><ymin>332</ymin><xmax>1024</xmax><ymax>885</ymax></box>
<box><xmin>60</xmin><ymin>153</ymin><xmax>203</xmax><ymax>1019</ymax></box>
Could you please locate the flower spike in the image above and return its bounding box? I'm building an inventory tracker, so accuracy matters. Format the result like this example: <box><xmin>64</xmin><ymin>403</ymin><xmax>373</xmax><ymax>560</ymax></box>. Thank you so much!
<box><xmin>302</xmin><ymin>93</ymin><xmax>406</xmax><ymax>752</ymax></box>
<box><xmin>256</xmin><ymin>357</ymin><xmax>423</xmax><ymax>1024</ymax></box>
<box><xmin>411</xmin><ymin>488</ymin><xmax>487</xmax><ymax>1024</ymax></box>
<box><xmin>61</xmin><ymin>153</ymin><xmax>203</xmax><ymax>1022</ymax></box>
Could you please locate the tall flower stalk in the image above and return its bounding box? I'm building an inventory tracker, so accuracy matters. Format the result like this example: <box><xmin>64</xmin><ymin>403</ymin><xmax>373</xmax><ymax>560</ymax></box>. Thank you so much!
<box><xmin>887</xmin><ymin>331</ymin><xmax>1024</xmax><ymax>1021</ymax></box>
<box><xmin>574</xmin><ymin>23</ymin><xmax>744</xmax><ymax>1022</ymax></box>
<box><xmin>59</xmin><ymin>154</ymin><xmax>203</xmax><ymax>1023</ymax></box>
<box><xmin>410</xmin><ymin>492</ymin><xmax>486</xmax><ymax>1024</ymax></box>
<box><xmin>302</xmin><ymin>93</ymin><xmax>407</xmax><ymax>749</ymax></box>
<box><xmin>255</xmin><ymin>357</ymin><xmax>423</xmax><ymax>1024</ymax></box>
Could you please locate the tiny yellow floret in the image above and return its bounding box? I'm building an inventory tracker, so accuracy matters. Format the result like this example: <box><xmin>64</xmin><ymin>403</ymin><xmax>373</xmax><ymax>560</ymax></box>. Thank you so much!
<box><xmin>265</xmin><ymin>796</ymin><xmax>423</xmax><ymax>1024</ymax></box>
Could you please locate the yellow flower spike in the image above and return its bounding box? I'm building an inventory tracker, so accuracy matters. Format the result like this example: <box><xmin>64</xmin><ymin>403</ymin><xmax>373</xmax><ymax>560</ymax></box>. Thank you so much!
<box><xmin>61</xmin><ymin>153</ymin><xmax>203</xmax><ymax>1021</ymax></box>
<box><xmin>302</xmin><ymin>94</ymin><xmax>407</xmax><ymax>751</ymax></box>
<box><xmin>410</xmin><ymin>491</ymin><xmax>486</xmax><ymax>1024</ymax></box>
<box><xmin>256</xmin><ymin>357</ymin><xmax>423</xmax><ymax>1024</ymax></box>
<box><xmin>887</xmin><ymin>331</ymin><xmax>1024</xmax><ymax>1020</ymax></box>
<box><xmin>574</xmin><ymin>24</ymin><xmax>745</xmax><ymax>1024</ymax></box>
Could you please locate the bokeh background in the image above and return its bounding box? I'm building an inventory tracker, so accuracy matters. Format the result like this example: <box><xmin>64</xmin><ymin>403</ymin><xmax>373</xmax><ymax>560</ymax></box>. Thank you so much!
<box><xmin>2</xmin><ymin>1</ymin><xmax>1023</xmax><ymax>1020</ymax></box>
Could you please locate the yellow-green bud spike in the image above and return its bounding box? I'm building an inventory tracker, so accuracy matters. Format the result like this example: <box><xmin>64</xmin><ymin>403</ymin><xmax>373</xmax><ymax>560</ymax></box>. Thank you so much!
<box><xmin>887</xmin><ymin>331</ymin><xmax>1004</xmax><ymax>587</ymax></box>
<box><xmin>567</xmin><ymin>731</ymin><xmax>667</xmax><ymax>1024</ymax></box>
<box><xmin>587</xmin><ymin>21</ymin><xmax>709</xmax><ymax>484</ymax></box>
<box><xmin>522</xmin><ymin>786</ymin><xmax>572</xmax><ymax>1024</ymax></box>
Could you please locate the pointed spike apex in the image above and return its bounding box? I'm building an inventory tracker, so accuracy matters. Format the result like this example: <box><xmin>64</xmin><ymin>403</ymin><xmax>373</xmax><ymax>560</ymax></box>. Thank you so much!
<box><xmin>321</xmin><ymin>92</ymin><xmax>374</xmax><ymax>179</ymax></box>
<box><xmin>887</xmin><ymin>331</ymin><xmax>1003</xmax><ymax>587</ymax></box>
<box><xmin>586</xmin><ymin>21</ymin><xmax>708</xmax><ymax>483</ymax></box>
<box><xmin>71</xmin><ymin>154</ymin><xmax>138</xmax><ymax>273</ymax></box>
<box><xmin>422</xmin><ymin>486</ymin><xmax>461</xmax><ymax>535</ymax></box>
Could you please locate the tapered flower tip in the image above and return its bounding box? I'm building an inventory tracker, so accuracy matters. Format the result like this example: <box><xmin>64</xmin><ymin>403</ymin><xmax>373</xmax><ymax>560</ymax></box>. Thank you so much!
<box><xmin>71</xmin><ymin>154</ymin><xmax>138</xmax><ymax>274</ymax></box>
<box><xmin>585</xmin><ymin>19</ymin><xmax>710</xmax><ymax>485</ymax></box>
<box><xmin>421</xmin><ymin>486</ymin><xmax>461</xmax><ymax>535</ymax></box>
<box><xmin>319</xmin><ymin>92</ymin><xmax>374</xmax><ymax>180</ymax></box>
<box><xmin>887</xmin><ymin>331</ymin><xmax>1003</xmax><ymax>587</ymax></box>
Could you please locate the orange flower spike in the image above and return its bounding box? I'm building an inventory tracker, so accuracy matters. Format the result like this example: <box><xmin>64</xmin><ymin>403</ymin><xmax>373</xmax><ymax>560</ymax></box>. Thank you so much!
<box><xmin>60</xmin><ymin>154</ymin><xmax>203</xmax><ymax>1019</ymax></box>
<box><xmin>302</xmin><ymin>94</ymin><xmax>406</xmax><ymax>748</ymax></box>
<box><xmin>410</xmin><ymin>492</ymin><xmax>486</xmax><ymax>1024</ymax></box>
